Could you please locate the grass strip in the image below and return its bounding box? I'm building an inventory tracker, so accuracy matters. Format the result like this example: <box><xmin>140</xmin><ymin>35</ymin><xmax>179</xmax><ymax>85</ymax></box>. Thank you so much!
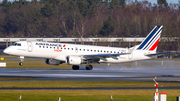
<box><xmin>0</xmin><ymin>77</ymin><xmax>35</xmax><ymax>81</ymax></box>
<box><xmin>0</xmin><ymin>81</ymin><xmax>180</xmax><ymax>88</ymax></box>
<box><xmin>4</xmin><ymin>63</ymin><xmax>72</xmax><ymax>69</ymax></box>
<box><xmin>0</xmin><ymin>89</ymin><xmax>179</xmax><ymax>101</ymax></box>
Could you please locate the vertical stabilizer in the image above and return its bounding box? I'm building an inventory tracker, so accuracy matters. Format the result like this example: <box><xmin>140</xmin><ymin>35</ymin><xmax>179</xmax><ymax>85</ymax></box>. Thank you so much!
<box><xmin>136</xmin><ymin>25</ymin><xmax>163</xmax><ymax>52</ymax></box>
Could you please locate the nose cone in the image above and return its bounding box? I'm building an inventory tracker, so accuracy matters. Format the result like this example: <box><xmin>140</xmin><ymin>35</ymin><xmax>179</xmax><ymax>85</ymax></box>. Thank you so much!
<box><xmin>3</xmin><ymin>48</ymin><xmax>10</xmax><ymax>54</ymax></box>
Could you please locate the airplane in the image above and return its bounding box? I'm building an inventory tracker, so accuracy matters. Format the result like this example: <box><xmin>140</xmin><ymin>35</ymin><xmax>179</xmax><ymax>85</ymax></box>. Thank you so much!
<box><xmin>3</xmin><ymin>25</ymin><xmax>163</xmax><ymax>70</ymax></box>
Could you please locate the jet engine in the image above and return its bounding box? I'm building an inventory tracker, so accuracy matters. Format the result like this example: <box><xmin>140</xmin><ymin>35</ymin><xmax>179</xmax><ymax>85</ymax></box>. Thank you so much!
<box><xmin>45</xmin><ymin>59</ymin><xmax>64</xmax><ymax>65</ymax></box>
<box><xmin>65</xmin><ymin>56</ymin><xmax>83</xmax><ymax>65</ymax></box>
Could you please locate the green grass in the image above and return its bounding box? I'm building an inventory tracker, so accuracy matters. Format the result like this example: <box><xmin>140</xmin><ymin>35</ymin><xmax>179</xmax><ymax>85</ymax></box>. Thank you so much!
<box><xmin>0</xmin><ymin>81</ymin><xmax>180</xmax><ymax>88</ymax></box>
<box><xmin>3</xmin><ymin>62</ymin><xmax>72</xmax><ymax>69</ymax></box>
<box><xmin>0</xmin><ymin>77</ymin><xmax>35</xmax><ymax>80</ymax></box>
<box><xmin>5</xmin><ymin>59</ymin><xmax>44</xmax><ymax>61</ymax></box>
<box><xmin>0</xmin><ymin>89</ymin><xmax>179</xmax><ymax>101</ymax></box>
<box><xmin>1</xmin><ymin>80</ymin><xmax>179</xmax><ymax>101</ymax></box>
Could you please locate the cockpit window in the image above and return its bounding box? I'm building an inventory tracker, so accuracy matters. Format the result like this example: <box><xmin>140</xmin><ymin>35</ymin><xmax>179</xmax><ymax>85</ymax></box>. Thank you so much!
<box><xmin>17</xmin><ymin>43</ymin><xmax>21</xmax><ymax>46</ymax></box>
<box><xmin>12</xmin><ymin>43</ymin><xmax>17</xmax><ymax>46</ymax></box>
<box><xmin>12</xmin><ymin>43</ymin><xmax>21</xmax><ymax>46</ymax></box>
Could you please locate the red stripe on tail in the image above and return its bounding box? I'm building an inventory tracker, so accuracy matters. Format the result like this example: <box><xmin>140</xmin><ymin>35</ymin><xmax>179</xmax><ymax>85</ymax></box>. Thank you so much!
<box><xmin>149</xmin><ymin>38</ymin><xmax>160</xmax><ymax>51</ymax></box>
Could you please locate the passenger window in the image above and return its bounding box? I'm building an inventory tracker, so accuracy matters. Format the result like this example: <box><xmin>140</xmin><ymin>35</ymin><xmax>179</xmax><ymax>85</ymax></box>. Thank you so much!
<box><xmin>84</xmin><ymin>49</ymin><xmax>85</xmax><ymax>51</ymax></box>
<box><xmin>68</xmin><ymin>48</ymin><xmax>70</xmax><ymax>50</ymax></box>
<box><xmin>94</xmin><ymin>50</ymin><xmax>96</xmax><ymax>52</ymax></box>
<box><xmin>39</xmin><ymin>46</ymin><xmax>41</xmax><ymax>48</ymax></box>
<box><xmin>72</xmin><ymin>48</ymin><xmax>73</xmax><ymax>50</ymax></box>
<box><xmin>87</xmin><ymin>49</ymin><xmax>89</xmax><ymax>51</ymax></box>
<box><xmin>43</xmin><ymin>46</ymin><xmax>45</xmax><ymax>48</ymax></box>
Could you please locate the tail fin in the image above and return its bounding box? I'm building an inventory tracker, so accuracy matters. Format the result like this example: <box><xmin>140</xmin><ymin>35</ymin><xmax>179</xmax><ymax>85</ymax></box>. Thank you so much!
<box><xmin>136</xmin><ymin>25</ymin><xmax>163</xmax><ymax>52</ymax></box>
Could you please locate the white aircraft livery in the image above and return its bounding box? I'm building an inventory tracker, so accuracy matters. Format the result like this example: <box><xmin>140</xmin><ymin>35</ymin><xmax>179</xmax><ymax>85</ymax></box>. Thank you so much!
<box><xmin>3</xmin><ymin>25</ymin><xmax>163</xmax><ymax>70</ymax></box>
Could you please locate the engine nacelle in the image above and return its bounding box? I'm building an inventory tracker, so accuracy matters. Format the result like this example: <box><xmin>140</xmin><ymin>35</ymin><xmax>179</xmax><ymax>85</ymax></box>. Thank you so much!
<box><xmin>66</xmin><ymin>56</ymin><xmax>83</xmax><ymax>65</ymax></box>
<box><xmin>45</xmin><ymin>59</ymin><xmax>63</xmax><ymax>65</ymax></box>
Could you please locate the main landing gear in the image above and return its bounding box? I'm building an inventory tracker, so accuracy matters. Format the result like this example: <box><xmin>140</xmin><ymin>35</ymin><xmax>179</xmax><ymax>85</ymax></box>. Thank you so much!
<box><xmin>85</xmin><ymin>65</ymin><xmax>93</xmax><ymax>70</ymax></box>
<box><xmin>19</xmin><ymin>56</ymin><xmax>24</xmax><ymax>66</ymax></box>
<box><xmin>72</xmin><ymin>65</ymin><xmax>93</xmax><ymax>70</ymax></box>
<box><xmin>72</xmin><ymin>65</ymin><xmax>79</xmax><ymax>70</ymax></box>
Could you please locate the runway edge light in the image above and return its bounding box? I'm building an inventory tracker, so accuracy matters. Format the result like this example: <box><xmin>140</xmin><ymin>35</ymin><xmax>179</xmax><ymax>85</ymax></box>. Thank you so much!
<box><xmin>110</xmin><ymin>95</ymin><xmax>113</xmax><ymax>101</ymax></box>
<box><xmin>18</xmin><ymin>95</ymin><xmax>21</xmax><ymax>101</ymax></box>
<box><xmin>57</xmin><ymin>97</ymin><xmax>61</xmax><ymax>101</ymax></box>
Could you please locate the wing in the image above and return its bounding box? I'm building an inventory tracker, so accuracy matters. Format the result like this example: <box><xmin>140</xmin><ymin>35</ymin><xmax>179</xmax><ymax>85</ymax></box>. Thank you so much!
<box><xmin>82</xmin><ymin>53</ymin><xmax>128</xmax><ymax>61</ymax></box>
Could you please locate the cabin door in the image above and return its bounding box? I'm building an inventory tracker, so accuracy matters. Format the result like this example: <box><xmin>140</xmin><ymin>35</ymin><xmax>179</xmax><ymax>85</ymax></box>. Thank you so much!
<box><xmin>27</xmin><ymin>41</ymin><xmax>33</xmax><ymax>52</ymax></box>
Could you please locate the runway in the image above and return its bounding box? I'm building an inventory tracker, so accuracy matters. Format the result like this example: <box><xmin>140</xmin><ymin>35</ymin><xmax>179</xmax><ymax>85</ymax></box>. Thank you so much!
<box><xmin>0</xmin><ymin>66</ymin><xmax>180</xmax><ymax>82</ymax></box>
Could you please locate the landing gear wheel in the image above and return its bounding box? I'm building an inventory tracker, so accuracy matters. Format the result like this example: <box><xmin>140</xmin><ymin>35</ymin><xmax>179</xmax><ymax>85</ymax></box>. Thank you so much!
<box><xmin>86</xmin><ymin>65</ymin><xmax>93</xmax><ymax>70</ymax></box>
<box><xmin>19</xmin><ymin>56</ymin><xmax>24</xmax><ymax>66</ymax></box>
<box><xmin>72</xmin><ymin>65</ymin><xmax>79</xmax><ymax>70</ymax></box>
<box><xmin>19</xmin><ymin>62</ymin><xmax>23</xmax><ymax>66</ymax></box>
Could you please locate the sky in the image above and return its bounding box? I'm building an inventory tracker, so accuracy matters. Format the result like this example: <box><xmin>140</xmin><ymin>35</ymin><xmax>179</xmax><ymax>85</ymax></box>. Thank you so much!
<box><xmin>0</xmin><ymin>0</ymin><xmax>179</xmax><ymax>4</ymax></box>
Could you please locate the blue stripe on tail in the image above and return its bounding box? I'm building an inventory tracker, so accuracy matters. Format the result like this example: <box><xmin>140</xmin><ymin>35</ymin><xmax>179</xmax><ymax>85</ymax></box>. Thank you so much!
<box><xmin>142</xmin><ymin>28</ymin><xmax>162</xmax><ymax>50</ymax></box>
<box><xmin>137</xmin><ymin>25</ymin><xmax>162</xmax><ymax>50</ymax></box>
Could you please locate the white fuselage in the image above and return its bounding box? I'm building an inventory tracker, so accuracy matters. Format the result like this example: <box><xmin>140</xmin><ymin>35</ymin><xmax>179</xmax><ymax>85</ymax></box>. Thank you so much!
<box><xmin>4</xmin><ymin>41</ymin><xmax>153</xmax><ymax>63</ymax></box>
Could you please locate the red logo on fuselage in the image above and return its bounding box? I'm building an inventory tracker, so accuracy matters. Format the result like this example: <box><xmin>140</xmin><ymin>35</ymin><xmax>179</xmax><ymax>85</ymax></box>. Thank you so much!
<box><xmin>63</xmin><ymin>45</ymin><xmax>66</xmax><ymax>47</ymax></box>
<box><xmin>54</xmin><ymin>49</ymin><xmax>62</xmax><ymax>52</ymax></box>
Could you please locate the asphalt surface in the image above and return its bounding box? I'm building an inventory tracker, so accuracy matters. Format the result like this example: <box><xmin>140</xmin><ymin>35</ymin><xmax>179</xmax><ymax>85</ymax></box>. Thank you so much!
<box><xmin>0</xmin><ymin>67</ymin><xmax>180</xmax><ymax>82</ymax></box>
<box><xmin>0</xmin><ymin>59</ymin><xmax>180</xmax><ymax>82</ymax></box>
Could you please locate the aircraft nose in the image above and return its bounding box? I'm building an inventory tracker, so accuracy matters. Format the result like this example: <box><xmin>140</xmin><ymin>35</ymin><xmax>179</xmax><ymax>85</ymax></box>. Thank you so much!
<box><xmin>3</xmin><ymin>48</ymin><xmax>10</xmax><ymax>54</ymax></box>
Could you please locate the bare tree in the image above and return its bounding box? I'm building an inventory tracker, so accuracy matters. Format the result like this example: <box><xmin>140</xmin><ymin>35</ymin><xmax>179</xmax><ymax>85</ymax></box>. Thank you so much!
<box><xmin>69</xmin><ymin>10</ymin><xmax>81</xmax><ymax>37</ymax></box>
<box><xmin>58</xmin><ymin>13</ymin><xmax>68</xmax><ymax>36</ymax></box>
<box><xmin>76</xmin><ymin>16</ymin><xmax>89</xmax><ymax>44</ymax></box>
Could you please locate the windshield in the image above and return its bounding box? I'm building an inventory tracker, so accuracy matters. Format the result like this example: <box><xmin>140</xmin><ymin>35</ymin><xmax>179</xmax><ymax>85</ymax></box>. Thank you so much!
<box><xmin>12</xmin><ymin>43</ymin><xmax>21</xmax><ymax>46</ymax></box>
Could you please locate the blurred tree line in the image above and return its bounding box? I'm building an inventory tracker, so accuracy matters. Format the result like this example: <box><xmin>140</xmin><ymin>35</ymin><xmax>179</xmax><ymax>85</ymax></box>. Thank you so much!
<box><xmin>0</xmin><ymin>0</ymin><xmax>180</xmax><ymax>50</ymax></box>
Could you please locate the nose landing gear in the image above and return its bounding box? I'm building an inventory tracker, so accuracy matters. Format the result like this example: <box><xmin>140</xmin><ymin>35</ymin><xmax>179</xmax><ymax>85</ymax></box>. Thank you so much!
<box><xmin>19</xmin><ymin>56</ymin><xmax>24</xmax><ymax>66</ymax></box>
